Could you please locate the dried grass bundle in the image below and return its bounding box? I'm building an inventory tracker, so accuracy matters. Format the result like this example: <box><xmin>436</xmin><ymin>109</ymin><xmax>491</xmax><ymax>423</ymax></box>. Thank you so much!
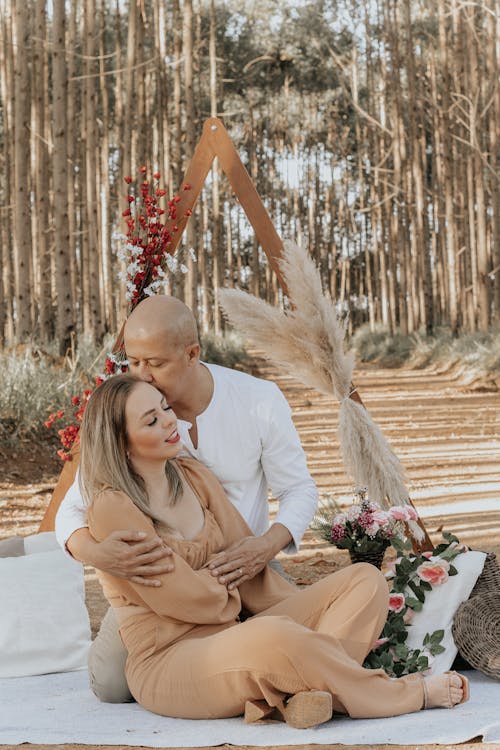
<box><xmin>219</xmin><ymin>240</ymin><xmax>421</xmax><ymax>538</ymax></box>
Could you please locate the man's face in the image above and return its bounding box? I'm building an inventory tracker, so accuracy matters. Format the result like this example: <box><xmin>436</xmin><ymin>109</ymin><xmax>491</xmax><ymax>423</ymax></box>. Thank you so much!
<box><xmin>125</xmin><ymin>332</ymin><xmax>192</xmax><ymax>407</ymax></box>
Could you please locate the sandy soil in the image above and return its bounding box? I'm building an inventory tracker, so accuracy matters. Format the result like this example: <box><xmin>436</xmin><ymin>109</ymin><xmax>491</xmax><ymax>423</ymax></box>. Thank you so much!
<box><xmin>1</xmin><ymin>359</ymin><xmax>499</xmax><ymax>750</ymax></box>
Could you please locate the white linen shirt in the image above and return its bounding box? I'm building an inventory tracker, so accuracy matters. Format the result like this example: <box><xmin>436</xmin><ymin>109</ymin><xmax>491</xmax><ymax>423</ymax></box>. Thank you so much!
<box><xmin>55</xmin><ymin>363</ymin><xmax>318</xmax><ymax>555</ymax></box>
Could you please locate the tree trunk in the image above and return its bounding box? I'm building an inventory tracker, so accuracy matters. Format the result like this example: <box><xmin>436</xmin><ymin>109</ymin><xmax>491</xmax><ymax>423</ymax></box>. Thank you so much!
<box><xmin>12</xmin><ymin>0</ymin><xmax>33</xmax><ymax>341</ymax></box>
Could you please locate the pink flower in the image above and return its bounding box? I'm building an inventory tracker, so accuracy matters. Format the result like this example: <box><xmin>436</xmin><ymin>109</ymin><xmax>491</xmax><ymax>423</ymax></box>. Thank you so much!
<box><xmin>389</xmin><ymin>593</ymin><xmax>406</xmax><ymax>613</ymax></box>
<box><xmin>347</xmin><ymin>504</ymin><xmax>361</xmax><ymax>521</ymax></box>
<box><xmin>357</xmin><ymin>510</ymin><xmax>374</xmax><ymax>530</ymax></box>
<box><xmin>417</xmin><ymin>559</ymin><xmax>450</xmax><ymax>585</ymax></box>
<box><xmin>407</xmin><ymin>506</ymin><xmax>418</xmax><ymax>521</ymax></box>
<box><xmin>422</xmin><ymin>551</ymin><xmax>433</xmax><ymax>559</ymax></box>
<box><xmin>389</xmin><ymin>506</ymin><xmax>408</xmax><ymax>521</ymax></box>
<box><xmin>403</xmin><ymin>608</ymin><xmax>415</xmax><ymax>624</ymax></box>
<box><xmin>389</xmin><ymin>505</ymin><xmax>417</xmax><ymax>521</ymax></box>
<box><xmin>450</xmin><ymin>542</ymin><xmax>468</xmax><ymax>553</ymax></box>
<box><xmin>371</xmin><ymin>637</ymin><xmax>389</xmax><ymax>650</ymax></box>
<box><xmin>331</xmin><ymin>524</ymin><xmax>346</xmax><ymax>543</ymax></box>
<box><xmin>372</xmin><ymin>509</ymin><xmax>390</xmax><ymax>525</ymax></box>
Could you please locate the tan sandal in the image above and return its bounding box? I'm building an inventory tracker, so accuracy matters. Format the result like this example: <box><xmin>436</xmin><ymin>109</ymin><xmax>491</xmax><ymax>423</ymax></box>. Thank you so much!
<box><xmin>423</xmin><ymin>671</ymin><xmax>470</xmax><ymax>709</ymax></box>
<box><xmin>280</xmin><ymin>690</ymin><xmax>333</xmax><ymax>729</ymax></box>
<box><xmin>244</xmin><ymin>699</ymin><xmax>275</xmax><ymax>723</ymax></box>
<box><xmin>245</xmin><ymin>690</ymin><xmax>333</xmax><ymax>729</ymax></box>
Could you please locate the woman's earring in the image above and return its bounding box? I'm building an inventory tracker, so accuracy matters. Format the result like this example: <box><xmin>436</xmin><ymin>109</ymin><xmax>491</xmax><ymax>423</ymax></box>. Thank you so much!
<box><xmin>126</xmin><ymin>451</ymin><xmax>130</xmax><ymax>461</ymax></box>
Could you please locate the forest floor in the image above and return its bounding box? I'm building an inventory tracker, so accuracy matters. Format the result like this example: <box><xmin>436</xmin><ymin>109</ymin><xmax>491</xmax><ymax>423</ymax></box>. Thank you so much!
<box><xmin>1</xmin><ymin>357</ymin><xmax>500</xmax><ymax>750</ymax></box>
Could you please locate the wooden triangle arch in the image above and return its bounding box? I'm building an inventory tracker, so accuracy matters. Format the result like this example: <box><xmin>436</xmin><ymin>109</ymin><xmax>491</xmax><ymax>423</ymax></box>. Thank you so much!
<box><xmin>38</xmin><ymin>117</ymin><xmax>432</xmax><ymax>550</ymax></box>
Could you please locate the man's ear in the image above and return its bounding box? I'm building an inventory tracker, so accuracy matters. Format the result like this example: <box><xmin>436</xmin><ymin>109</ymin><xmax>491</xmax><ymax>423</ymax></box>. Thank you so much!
<box><xmin>186</xmin><ymin>343</ymin><xmax>200</xmax><ymax>364</ymax></box>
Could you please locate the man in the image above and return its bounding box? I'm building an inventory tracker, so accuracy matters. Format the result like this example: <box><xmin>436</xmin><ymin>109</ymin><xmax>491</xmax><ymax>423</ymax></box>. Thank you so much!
<box><xmin>56</xmin><ymin>295</ymin><xmax>318</xmax><ymax>702</ymax></box>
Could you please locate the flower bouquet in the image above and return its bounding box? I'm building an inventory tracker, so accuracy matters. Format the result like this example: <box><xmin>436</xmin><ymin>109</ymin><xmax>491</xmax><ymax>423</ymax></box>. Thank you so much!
<box><xmin>314</xmin><ymin>487</ymin><xmax>418</xmax><ymax>569</ymax></box>
<box><xmin>45</xmin><ymin>169</ymin><xmax>193</xmax><ymax>460</ymax></box>
<box><xmin>364</xmin><ymin>533</ymin><xmax>468</xmax><ymax>677</ymax></box>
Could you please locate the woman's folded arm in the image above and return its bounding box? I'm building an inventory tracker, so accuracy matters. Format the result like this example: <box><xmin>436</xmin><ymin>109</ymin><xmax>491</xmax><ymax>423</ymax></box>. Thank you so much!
<box><xmin>88</xmin><ymin>489</ymin><xmax>241</xmax><ymax>624</ymax></box>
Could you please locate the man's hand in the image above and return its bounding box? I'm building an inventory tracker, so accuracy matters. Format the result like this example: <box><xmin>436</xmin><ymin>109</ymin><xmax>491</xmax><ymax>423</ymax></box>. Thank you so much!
<box><xmin>67</xmin><ymin>528</ymin><xmax>175</xmax><ymax>587</ymax></box>
<box><xmin>207</xmin><ymin>524</ymin><xmax>292</xmax><ymax>590</ymax></box>
<box><xmin>208</xmin><ymin>536</ymin><xmax>270</xmax><ymax>589</ymax></box>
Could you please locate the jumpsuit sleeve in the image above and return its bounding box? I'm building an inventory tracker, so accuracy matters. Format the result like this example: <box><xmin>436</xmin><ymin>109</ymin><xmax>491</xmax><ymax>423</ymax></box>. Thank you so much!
<box><xmin>88</xmin><ymin>488</ymin><xmax>241</xmax><ymax>625</ymax></box>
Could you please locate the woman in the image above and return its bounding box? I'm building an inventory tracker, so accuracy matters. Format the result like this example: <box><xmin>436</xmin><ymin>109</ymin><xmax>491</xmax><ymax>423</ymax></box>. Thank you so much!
<box><xmin>79</xmin><ymin>374</ymin><xmax>468</xmax><ymax>728</ymax></box>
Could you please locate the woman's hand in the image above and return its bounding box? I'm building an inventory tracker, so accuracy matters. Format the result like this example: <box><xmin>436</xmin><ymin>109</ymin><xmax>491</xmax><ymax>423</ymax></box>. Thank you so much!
<box><xmin>67</xmin><ymin>527</ymin><xmax>175</xmax><ymax>586</ymax></box>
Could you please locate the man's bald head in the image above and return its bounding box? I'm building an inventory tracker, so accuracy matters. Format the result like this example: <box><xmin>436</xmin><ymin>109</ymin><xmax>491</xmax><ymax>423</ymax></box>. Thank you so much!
<box><xmin>124</xmin><ymin>296</ymin><xmax>199</xmax><ymax>352</ymax></box>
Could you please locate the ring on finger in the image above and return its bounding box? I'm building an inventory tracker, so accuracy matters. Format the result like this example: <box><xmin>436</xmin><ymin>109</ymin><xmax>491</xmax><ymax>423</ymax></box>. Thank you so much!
<box><xmin>238</xmin><ymin>568</ymin><xmax>244</xmax><ymax>576</ymax></box>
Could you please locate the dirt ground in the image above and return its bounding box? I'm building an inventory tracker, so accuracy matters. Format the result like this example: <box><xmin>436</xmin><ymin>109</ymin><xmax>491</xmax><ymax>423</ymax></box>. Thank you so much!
<box><xmin>1</xmin><ymin>359</ymin><xmax>500</xmax><ymax>750</ymax></box>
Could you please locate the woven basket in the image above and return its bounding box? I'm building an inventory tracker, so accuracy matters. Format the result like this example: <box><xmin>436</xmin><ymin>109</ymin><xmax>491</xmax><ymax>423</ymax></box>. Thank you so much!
<box><xmin>452</xmin><ymin>592</ymin><xmax>500</xmax><ymax>680</ymax></box>
<box><xmin>468</xmin><ymin>551</ymin><xmax>500</xmax><ymax>597</ymax></box>
<box><xmin>452</xmin><ymin>551</ymin><xmax>500</xmax><ymax>680</ymax></box>
<box><xmin>349</xmin><ymin>548</ymin><xmax>386</xmax><ymax>570</ymax></box>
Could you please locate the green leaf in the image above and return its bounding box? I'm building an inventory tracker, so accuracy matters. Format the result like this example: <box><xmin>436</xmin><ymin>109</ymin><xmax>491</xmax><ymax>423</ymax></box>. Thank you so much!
<box><xmin>408</xmin><ymin>580</ymin><xmax>425</xmax><ymax>602</ymax></box>
<box><xmin>417</xmin><ymin>654</ymin><xmax>429</xmax><ymax>669</ymax></box>
<box><xmin>394</xmin><ymin>643</ymin><xmax>409</xmax><ymax>659</ymax></box>
<box><xmin>430</xmin><ymin>629</ymin><xmax>444</xmax><ymax>643</ymax></box>
<box><xmin>380</xmin><ymin>651</ymin><xmax>393</xmax><ymax>668</ymax></box>
<box><xmin>404</xmin><ymin>597</ymin><xmax>420</xmax><ymax>609</ymax></box>
<box><xmin>430</xmin><ymin>644</ymin><xmax>446</xmax><ymax>655</ymax></box>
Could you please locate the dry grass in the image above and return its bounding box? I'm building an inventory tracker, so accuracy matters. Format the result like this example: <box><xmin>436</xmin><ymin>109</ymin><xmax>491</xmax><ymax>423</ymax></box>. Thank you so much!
<box><xmin>0</xmin><ymin>332</ymin><xmax>251</xmax><ymax>444</ymax></box>
<box><xmin>352</xmin><ymin>324</ymin><xmax>500</xmax><ymax>388</ymax></box>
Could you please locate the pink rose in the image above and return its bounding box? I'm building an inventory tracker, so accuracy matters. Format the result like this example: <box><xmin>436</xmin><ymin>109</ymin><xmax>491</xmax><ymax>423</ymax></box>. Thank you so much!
<box><xmin>371</xmin><ymin>637</ymin><xmax>389</xmax><ymax>650</ymax></box>
<box><xmin>389</xmin><ymin>592</ymin><xmax>406</xmax><ymax>613</ymax></box>
<box><xmin>372</xmin><ymin>509</ymin><xmax>390</xmax><ymax>525</ymax></box>
<box><xmin>422</xmin><ymin>551</ymin><xmax>433</xmax><ymax>559</ymax></box>
<box><xmin>450</xmin><ymin>542</ymin><xmax>468</xmax><ymax>553</ymax></box>
<box><xmin>417</xmin><ymin>559</ymin><xmax>450</xmax><ymax>585</ymax></box>
<box><xmin>389</xmin><ymin>506</ymin><xmax>408</xmax><ymax>521</ymax></box>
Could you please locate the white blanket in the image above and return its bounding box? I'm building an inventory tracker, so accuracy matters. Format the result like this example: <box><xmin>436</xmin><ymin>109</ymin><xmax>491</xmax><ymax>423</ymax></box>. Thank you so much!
<box><xmin>1</xmin><ymin>669</ymin><xmax>499</xmax><ymax>746</ymax></box>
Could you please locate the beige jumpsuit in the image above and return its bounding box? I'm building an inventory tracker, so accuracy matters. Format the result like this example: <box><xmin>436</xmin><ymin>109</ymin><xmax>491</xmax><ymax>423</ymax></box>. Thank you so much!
<box><xmin>88</xmin><ymin>458</ymin><xmax>424</xmax><ymax>720</ymax></box>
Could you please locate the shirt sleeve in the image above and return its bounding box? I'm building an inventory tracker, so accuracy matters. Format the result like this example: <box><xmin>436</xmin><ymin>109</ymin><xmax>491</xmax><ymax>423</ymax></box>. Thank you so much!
<box><xmin>258</xmin><ymin>383</ymin><xmax>318</xmax><ymax>554</ymax></box>
<box><xmin>88</xmin><ymin>489</ymin><xmax>241</xmax><ymax>625</ymax></box>
<box><xmin>54</xmin><ymin>470</ymin><xmax>89</xmax><ymax>555</ymax></box>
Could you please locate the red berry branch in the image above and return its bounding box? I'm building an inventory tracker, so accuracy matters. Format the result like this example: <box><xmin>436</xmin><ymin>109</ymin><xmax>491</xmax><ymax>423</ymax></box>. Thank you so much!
<box><xmin>46</xmin><ymin>170</ymin><xmax>193</xmax><ymax>460</ymax></box>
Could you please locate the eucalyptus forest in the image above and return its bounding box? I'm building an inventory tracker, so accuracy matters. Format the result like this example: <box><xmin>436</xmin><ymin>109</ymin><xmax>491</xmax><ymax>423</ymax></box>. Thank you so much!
<box><xmin>1</xmin><ymin>0</ymin><xmax>498</xmax><ymax>350</ymax></box>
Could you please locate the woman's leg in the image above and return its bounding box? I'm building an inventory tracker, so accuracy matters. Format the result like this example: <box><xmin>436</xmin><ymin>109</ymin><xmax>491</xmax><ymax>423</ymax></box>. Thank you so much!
<box><xmin>123</xmin><ymin>565</ymin><xmax>460</xmax><ymax>722</ymax></box>
<box><xmin>256</xmin><ymin>563</ymin><xmax>389</xmax><ymax>663</ymax></box>
<box><xmin>125</xmin><ymin>594</ymin><xmax>424</xmax><ymax>720</ymax></box>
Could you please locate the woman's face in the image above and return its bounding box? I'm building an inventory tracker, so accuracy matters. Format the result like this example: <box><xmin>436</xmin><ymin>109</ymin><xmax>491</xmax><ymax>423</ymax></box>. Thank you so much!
<box><xmin>125</xmin><ymin>382</ymin><xmax>182</xmax><ymax>464</ymax></box>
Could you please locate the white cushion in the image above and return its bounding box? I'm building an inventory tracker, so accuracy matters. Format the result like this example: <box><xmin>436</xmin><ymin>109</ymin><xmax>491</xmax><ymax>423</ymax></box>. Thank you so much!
<box><xmin>0</xmin><ymin>539</ymin><xmax>91</xmax><ymax>678</ymax></box>
<box><xmin>405</xmin><ymin>550</ymin><xmax>486</xmax><ymax>674</ymax></box>
<box><xmin>23</xmin><ymin>531</ymin><xmax>60</xmax><ymax>555</ymax></box>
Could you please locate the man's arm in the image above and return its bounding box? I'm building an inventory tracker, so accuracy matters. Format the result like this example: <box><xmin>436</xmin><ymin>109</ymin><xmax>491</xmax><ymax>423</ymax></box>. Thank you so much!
<box><xmin>209</xmin><ymin>382</ymin><xmax>318</xmax><ymax>588</ymax></box>
<box><xmin>55</xmin><ymin>473</ymin><xmax>174</xmax><ymax>586</ymax></box>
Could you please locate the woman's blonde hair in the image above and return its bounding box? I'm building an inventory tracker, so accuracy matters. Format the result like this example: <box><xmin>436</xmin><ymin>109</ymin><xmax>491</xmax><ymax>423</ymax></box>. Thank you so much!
<box><xmin>79</xmin><ymin>374</ymin><xmax>182</xmax><ymax>524</ymax></box>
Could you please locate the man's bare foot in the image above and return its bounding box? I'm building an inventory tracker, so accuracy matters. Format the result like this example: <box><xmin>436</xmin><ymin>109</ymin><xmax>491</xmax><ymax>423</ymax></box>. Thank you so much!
<box><xmin>423</xmin><ymin>671</ymin><xmax>470</xmax><ymax>709</ymax></box>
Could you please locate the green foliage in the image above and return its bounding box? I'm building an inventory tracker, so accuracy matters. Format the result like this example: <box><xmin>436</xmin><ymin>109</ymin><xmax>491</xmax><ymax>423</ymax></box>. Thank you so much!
<box><xmin>363</xmin><ymin>533</ymin><xmax>467</xmax><ymax>678</ymax></box>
